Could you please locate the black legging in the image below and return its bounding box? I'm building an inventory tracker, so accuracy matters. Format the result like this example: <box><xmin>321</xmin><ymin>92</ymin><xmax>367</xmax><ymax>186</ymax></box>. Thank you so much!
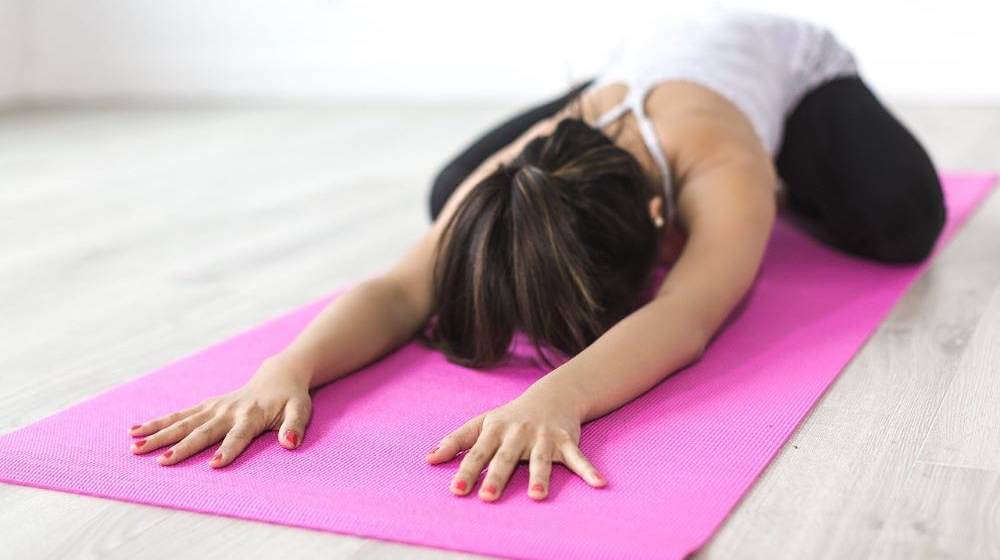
<box><xmin>428</xmin><ymin>76</ymin><xmax>946</xmax><ymax>264</ymax></box>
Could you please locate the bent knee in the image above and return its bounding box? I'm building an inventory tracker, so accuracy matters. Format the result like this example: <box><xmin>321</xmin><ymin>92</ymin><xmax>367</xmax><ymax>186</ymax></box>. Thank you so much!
<box><xmin>853</xmin><ymin>180</ymin><xmax>946</xmax><ymax>263</ymax></box>
<box><xmin>864</xmin><ymin>222</ymin><xmax>942</xmax><ymax>263</ymax></box>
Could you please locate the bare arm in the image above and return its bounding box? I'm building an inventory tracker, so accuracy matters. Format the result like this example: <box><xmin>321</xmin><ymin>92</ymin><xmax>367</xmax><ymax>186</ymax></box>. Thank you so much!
<box><xmin>273</xmin><ymin>275</ymin><xmax>430</xmax><ymax>389</ymax></box>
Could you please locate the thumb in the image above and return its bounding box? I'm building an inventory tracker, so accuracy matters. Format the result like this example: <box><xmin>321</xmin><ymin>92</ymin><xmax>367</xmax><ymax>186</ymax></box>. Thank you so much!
<box><xmin>278</xmin><ymin>395</ymin><xmax>312</xmax><ymax>450</ymax></box>
<box><xmin>426</xmin><ymin>413</ymin><xmax>485</xmax><ymax>463</ymax></box>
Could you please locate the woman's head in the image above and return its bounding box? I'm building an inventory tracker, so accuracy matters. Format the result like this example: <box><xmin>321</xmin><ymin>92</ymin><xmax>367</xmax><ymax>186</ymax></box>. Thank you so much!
<box><xmin>423</xmin><ymin>116</ymin><xmax>665</xmax><ymax>368</ymax></box>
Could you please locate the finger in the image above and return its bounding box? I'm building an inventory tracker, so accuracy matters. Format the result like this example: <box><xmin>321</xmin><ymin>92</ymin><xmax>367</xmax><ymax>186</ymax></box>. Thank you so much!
<box><xmin>278</xmin><ymin>396</ymin><xmax>311</xmax><ymax>450</ymax></box>
<box><xmin>479</xmin><ymin>438</ymin><xmax>527</xmax><ymax>502</ymax></box>
<box><xmin>427</xmin><ymin>414</ymin><xmax>484</xmax><ymax>464</ymax></box>
<box><xmin>159</xmin><ymin>416</ymin><xmax>232</xmax><ymax>466</ymax></box>
<box><xmin>132</xmin><ymin>410</ymin><xmax>212</xmax><ymax>456</ymax></box>
<box><xmin>528</xmin><ymin>440</ymin><xmax>555</xmax><ymax>500</ymax></box>
<box><xmin>451</xmin><ymin>427</ymin><xmax>501</xmax><ymax>496</ymax></box>
<box><xmin>558</xmin><ymin>441</ymin><xmax>606</xmax><ymax>488</ymax></box>
<box><xmin>211</xmin><ymin>419</ymin><xmax>264</xmax><ymax>468</ymax></box>
<box><xmin>130</xmin><ymin>403</ymin><xmax>206</xmax><ymax>437</ymax></box>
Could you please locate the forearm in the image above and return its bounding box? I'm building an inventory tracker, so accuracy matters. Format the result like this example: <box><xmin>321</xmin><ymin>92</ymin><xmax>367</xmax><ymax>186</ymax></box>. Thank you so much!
<box><xmin>272</xmin><ymin>276</ymin><xmax>426</xmax><ymax>389</ymax></box>
<box><xmin>529</xmin><ymin>295</ymin><xmax>707</xmax><ymax>423</ymax></box>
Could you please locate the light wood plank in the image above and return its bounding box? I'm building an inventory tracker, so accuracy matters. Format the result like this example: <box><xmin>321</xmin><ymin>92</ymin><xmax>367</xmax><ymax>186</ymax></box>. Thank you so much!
<box><xmin>918</xmin><ymin>286</ymin><xmax>1000</xmax><ymax>471</ymax></box>
<box><xmin>869</xmin><ymin>463</ymin><xmax>1000</xmax><ymax>559</ymax></box>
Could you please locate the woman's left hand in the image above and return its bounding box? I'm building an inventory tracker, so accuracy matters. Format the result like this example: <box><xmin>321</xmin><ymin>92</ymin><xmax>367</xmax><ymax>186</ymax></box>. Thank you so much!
<box><xmin>425</xmin><ymin>384</ymin><xmax>606</xmax><ymax>501</ymax></box>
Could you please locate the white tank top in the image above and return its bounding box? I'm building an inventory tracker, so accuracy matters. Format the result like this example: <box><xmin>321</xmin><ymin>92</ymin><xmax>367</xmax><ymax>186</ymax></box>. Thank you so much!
<box><xmin>585</xmin><ymin>8</ymin><xmax>859</xmax><ymax>226</ymax></box>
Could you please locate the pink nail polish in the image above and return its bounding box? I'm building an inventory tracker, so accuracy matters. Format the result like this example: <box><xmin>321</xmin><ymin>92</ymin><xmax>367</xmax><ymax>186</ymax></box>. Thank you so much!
<box><xmin>133</xmin><ymin>438</ymin><xmax>147</xmax><ymax>448</ymax></box>
<box><xmin>594</xmin><ymin>472</ymin><xmax>606</xmax><ymax>484</ymax></box>
<box><xmin>483</xmin><ymin>485</ymin><xmax>497</xmax><ymax>495</ymax></box>
<box><xmin>130</xmin><ymin>424</ymin><xmax>142</xmax><ymax>431</ymax></box>
<box><xmin>531</xmin><ymin>483</ymin><xmax>545</xmax><ymax>493</ymax></box>
<box><xmin>285</xmin><ymin>431</ymin><xmax>298</xmax><ymax>446</ymax></box>
<box><xmin>454</xmin><ymin>480</ymin><xmax>467</xmax><ymax>492</ymax></box>
<box><xmin>211</xmin><ymin>452</ymin><xmax>222</xmax><ymax>463</ymax></box>
<box><xmin>162</xmin><ymin>449</ymin><xmax>173</xmax><ymax>459</ymax></box>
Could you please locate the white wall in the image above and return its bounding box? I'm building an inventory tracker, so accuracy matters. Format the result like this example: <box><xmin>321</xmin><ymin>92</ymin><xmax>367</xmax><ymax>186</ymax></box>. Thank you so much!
<box><xmin>0</xmin><ymin>0</ymin><xmax>25</xmax><ymax>106</ymax></box>
<box><xmin>3</xmin><ymin>0</ymin><xmax>999</xmax><ymax>105</ymax></box>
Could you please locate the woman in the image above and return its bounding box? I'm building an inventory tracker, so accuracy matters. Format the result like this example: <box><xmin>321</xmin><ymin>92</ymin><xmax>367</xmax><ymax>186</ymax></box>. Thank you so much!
<box><xmin>127</xmin><ymin>10</ymin><xmax>945</xmax><ymax>502</ymax></box>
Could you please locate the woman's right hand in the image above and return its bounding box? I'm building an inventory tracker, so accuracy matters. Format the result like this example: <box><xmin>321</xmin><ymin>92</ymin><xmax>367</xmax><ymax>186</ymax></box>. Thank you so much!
<box><xmin>127</xmin><ymin>354</ymin><xmax>314</xmax><ymax>467</ymax></box>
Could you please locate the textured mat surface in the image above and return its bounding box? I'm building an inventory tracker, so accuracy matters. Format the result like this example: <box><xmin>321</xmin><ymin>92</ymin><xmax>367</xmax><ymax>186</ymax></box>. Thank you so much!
<box><xmin>0</xmin><ymin>172</ymin><xmax>996</xmax><ymax>560</ymax></box>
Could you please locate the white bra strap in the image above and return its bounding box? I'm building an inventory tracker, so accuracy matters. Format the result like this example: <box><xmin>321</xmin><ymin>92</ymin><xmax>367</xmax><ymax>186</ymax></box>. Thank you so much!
<box><xmin>593</xmin><ymin>100</ymin><xmax>631</xmax><ymax>128</ymax></box>
<box><xmin>592</xmin><ymin>86</ymin><xmax>678</xmax><ymax>226</ymax></box>
<box><xmin>632</xmin><ymin>101</ymin><xmax>677</xmax><ymax>226</ymax></box>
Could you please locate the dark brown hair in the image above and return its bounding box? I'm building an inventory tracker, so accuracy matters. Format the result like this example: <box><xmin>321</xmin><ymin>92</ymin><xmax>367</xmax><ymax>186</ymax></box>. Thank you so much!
<box><xmin>421</xmin><ymin>111</ymin><xmax>663</xmax><ymax>369</ymax></box>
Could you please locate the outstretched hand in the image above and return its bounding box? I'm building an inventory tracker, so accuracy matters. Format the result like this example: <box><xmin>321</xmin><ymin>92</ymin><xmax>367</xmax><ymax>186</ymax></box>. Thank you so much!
<box><xmin>127</xmin><ymin>356</ymin><xmax>313</xmax><ymax>467</ymax></box>
<box><xmin>426</xmin><ymin>384</ymin><xmax>606</xmax><ymax>501</ymax></box>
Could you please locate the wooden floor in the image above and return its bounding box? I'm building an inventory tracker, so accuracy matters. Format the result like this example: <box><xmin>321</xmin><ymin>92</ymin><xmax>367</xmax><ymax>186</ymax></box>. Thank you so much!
<box><xmin>0</xmin><ymin>102</ymin><xmax>998</xmax><ymax>559</ymax></box>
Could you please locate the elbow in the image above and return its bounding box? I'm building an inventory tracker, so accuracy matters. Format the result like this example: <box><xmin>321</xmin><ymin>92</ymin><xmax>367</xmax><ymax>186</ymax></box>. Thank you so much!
<box><xmin>684</xmin><ymin>323</ymin><xmax>713</xmax><ymax>363</ymax></box>
<box><xmin>646</xmin><ymin>299</ymin><xmax>711</xmax><ymax>364</ymax></box>
<box><xmin>363</xmin><ymin>276</ymin><xmax>429</xmax><ymax>337</ymax></box>
<box><xmin>687</xmin><ymin>335</ymin><xmax>707</xmax><ymax>363</ymax></box>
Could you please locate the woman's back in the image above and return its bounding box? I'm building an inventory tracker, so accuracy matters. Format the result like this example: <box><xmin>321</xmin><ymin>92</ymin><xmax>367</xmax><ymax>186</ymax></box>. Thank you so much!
<box><xmin>586</xmin><ymin>8</ymin><xmax>858</xmax><ymax>157</ymax></box>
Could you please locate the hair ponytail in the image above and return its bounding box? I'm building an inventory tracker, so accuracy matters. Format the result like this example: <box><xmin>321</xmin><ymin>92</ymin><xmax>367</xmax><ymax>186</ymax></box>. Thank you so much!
<box><xmin>508</xmin><ymin>163</ymin><xmax>605</xmax><ymax>362</ymax></box>
<box><xmin>422</xmin><ymin>117</ymin><xmax>662</xmax><ymax>369</ymax></box>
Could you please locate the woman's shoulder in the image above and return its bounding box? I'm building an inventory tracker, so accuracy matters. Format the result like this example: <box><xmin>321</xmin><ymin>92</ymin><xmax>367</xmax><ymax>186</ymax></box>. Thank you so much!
<box><xmin>647</xmin><ymin>82</ymin><xmax>770</xmax><ymax>163</ymax></box>
<box><xmin>578</xmin><ymin>81</ymin><xmax>770</xmax><ymax>191</ymax></box>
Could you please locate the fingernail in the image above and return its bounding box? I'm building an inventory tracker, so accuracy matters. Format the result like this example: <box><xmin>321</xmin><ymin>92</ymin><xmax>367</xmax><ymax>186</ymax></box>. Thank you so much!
<box><xmin>483</xmin><ymin>485</ymin><xmax>497</xmax><ymax>496</ymax></box>
<box><xmin>133</xmin><ymin>438</ymin><xmax>147</xmax><ymax>448</ymax></box>
<box><xmin>428</xmin><ymin>446</ymin><xmax>439</xmax><ymax>455</ymax></box>
<box><xmin>285</xmin><ymin>431</ymin><xmax>298</xmax><ymax>446</ymax></box>
<box><xmin>211</xmin><ymin>452</ymin><xmax>222</xmax><ymax>463</ymax></box>
<box><xmin>594</xmin><ymin>472</ymin><xmax>606</xmax><ymax>484</ymax></box>
<box><xmin>130</xmin><ymin>424</ymin><xmax>142</xmax><ymax>431</ymax></box>
<box><xmin>454</xmin><ymin>480</ymin><xmax>467</xmax><ymax>492</ymax></box>
<box><xmin>161</xmin><ymin>449</ymin><xmax>173</xmax><ymax>459</ymax></box>
<box><xmin>531</xmin><ymin>483</ymin><xmax>545</xmax><ymax>493</ymax></box>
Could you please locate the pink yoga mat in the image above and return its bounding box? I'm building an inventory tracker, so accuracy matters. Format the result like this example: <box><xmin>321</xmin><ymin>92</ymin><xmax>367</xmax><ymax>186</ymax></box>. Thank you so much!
<box><xmin>0</xmin><ymin>172</ymin><xmax>996</xmax><ymax>559</ymax></box>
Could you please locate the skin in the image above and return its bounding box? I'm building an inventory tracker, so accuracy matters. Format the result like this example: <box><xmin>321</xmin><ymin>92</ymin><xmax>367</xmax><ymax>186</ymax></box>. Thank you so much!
<box><xmin>129</xmin><ymin>79</ymin><xmax>777</xmax><ymax>502</ymax></box>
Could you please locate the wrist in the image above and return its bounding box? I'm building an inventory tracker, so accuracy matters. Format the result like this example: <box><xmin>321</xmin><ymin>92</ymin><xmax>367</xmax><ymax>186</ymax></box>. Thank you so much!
<box><xmin>524</xmin><ymin>367</ymin><xmax>592</xmax><ymax>423</ymax></box>
<box><xmin>255</xmin><ymin>352</ymin><xmax>315</xmax><ymax>389</ymax></box>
